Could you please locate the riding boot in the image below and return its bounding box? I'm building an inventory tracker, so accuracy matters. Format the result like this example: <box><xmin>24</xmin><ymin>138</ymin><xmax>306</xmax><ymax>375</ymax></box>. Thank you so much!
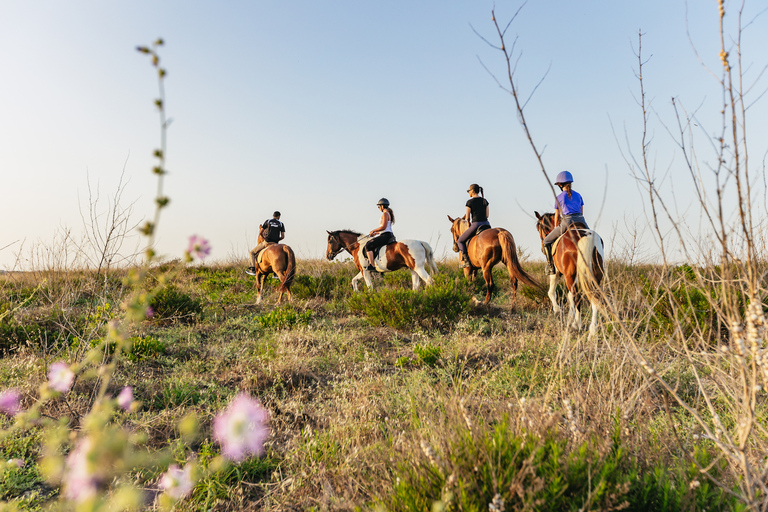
<box><xmin>366</xmin><ymin>251</ymin><xmax>376</xmax><ymax>272</ymax></box>
<box><xmin>544</xmin><ymin>244</ymin><xmax>555</xmax><ymax>275</ymax></box>
<box><xmin>460</xmin><ymin>252</ymin><xmax>470</xmax><ymax>269</ymax></box>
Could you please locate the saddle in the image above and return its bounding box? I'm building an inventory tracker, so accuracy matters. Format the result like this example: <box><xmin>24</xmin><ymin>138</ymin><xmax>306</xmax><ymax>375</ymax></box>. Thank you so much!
<box><xmin>552</xmin><ymin>224</ymin><xmax>590</xmax><ymax>254</ymax></box>
<box><xmin>371</xmin><ymin>238</ymin><xmax>397</xmax><ymax>260</ymax></box>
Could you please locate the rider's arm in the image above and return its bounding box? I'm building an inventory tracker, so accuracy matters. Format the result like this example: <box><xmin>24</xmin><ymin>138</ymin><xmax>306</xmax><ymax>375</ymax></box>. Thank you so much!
<box><xmin>369</xmin><ymin>212</ymin><xmax>390</xmax><ymax>236</ymax></box>
<box><xmin>463</xmin><ymin>206</ymin><xmax>471</xmax><ymax>222</ymax></box>
<box><xmin>553</xmin><ymin>208</ymin><xmax>561</xmax><ymax>227</ymax></box>
<box><xmin>485</xmin><ymin>203</ymin><xmax>489</xmax><ymax>220</ymax></box>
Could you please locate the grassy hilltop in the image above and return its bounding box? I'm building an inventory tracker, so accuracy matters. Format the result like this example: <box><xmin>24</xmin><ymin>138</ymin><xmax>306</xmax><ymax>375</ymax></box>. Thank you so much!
<box><xmin>0</xmin><ymin>257</ymin><xmax>761</xmax><ymax>511</ymax></box>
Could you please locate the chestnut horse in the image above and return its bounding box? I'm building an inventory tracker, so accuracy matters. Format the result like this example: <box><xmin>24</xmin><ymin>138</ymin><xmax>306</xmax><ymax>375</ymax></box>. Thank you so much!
<box><xmin>326</xmin><ymin>230</ymin><xmax>438</xmax><ymax>291</ymax></box>
<box><xmin>248</xmin><ymin>234</ymin><xmax>296</xmax><ymax>304</ymax></box>
<box><xmin>534</xmin><ymin>211</ymin><xmax>605</xmax><ymax>338</ymax></box>
<box><xmin>447</xmin><ymin>216</ymin><xmax>541</xmax><ymax>304</ymax></box>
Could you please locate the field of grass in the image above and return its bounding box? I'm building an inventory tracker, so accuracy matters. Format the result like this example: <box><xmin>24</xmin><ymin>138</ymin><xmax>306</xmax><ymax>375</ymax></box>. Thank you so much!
<box><xmin>0</xmin><ymin>257</ymin><xmax>763</xmax><ymax>510</ymax></box>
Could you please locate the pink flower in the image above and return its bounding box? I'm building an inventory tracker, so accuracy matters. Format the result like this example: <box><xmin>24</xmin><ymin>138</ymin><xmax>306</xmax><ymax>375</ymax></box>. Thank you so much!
<box><xmin>48</xmin><ymin>362</ymin><xmax>75</xmax><ymax>393</ymax></box>
<box><xmin>145</xmin><ymin>306</ymin><xmax>154</xmax><ymax>319</ymax></box>
<box><xmin>62</xmin><ymin>438</ymin><xmax>101</xmax><ymax>502</ymax></box>
<box><xmin>159</xmin><ymin>463</ymin><xmax>195</xmax><ymax>500</ymax></box>
<box><xmin>187</xmin><ymin>235</ymin><xmax>211</xmax><ymax>261</ymax></box>
<box><xmin>213</xmin><ymin>394</ymin><xmax>269</xmax><ymax>461</ymax></box>
<box><xmin>117</xmin><ymin>386</ymin><xmax>133</xmax><ymax>411</ymax></box>
<box><xmin>0</xmin><ymin>389</ymin><xmax>22</xmax><ymax>416</ymax></box>
<box><xmin>7</xmin><ymin>458</ymin><xmax>24</xmax><ymax>469</ymax></box>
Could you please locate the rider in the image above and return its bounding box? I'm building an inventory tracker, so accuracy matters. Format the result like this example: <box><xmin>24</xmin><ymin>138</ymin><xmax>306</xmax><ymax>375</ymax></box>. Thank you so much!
<box><xmin>248</xmin><ymin>211</ymin><xmax>285</xmax><ymax>273</ymax></box>
<box><xmin>457</xmin><ymin>184</ymin><xmax>490</xmax><ymax>268</ymax></box>
<box><xmin>542</xmin><ymin>171</ymin><xmax>588</xmax><ymax>275</ymax></box>
<box><xmin>365</xmin><ymin>198</ymin><xmax>395</xmax><ymax>272</ymax></box>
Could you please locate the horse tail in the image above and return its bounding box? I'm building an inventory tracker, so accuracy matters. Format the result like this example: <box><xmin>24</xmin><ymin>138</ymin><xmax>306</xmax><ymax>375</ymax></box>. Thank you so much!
<box><xmin>278</xmin><ymin>245</ymin><xmax>297</xmax><ymax>293</ymax></box>
<box><xmin>499</xmin><ymin>229</ymin><xmax>542</xmax><ymax>291</ymax></box>
<box><xmin>421</xmin><ymin>241</ymin><xmax>439</xmax><ymax>275</ymax></box>
<box><xmin>576</xmin><ymin>231</ymin><xmax>604</xmax><ymax>304</ymax></box>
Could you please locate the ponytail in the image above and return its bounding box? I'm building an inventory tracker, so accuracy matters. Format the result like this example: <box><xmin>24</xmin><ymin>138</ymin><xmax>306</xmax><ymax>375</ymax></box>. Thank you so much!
<box><xmin>564</xmin><ymin>183</ymin><xmax>573</xmax><ymax>199</ymax></box>
<box><xmin>387</xmin><ymin>207</ymin><xmax>395</xmax><ymax>224</ymax></box>
<box><xmin>468</xmin><ymin>183</ymin><xmax>484</xmax><ymax>197</ymax></box>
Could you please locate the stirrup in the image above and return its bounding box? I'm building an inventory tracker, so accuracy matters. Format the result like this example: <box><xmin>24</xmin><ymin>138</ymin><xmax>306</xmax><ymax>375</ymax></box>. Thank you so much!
<box><xmin>245</xmin><ymin>266</ymin><xmax>257</xmax><ymax>276</ymax></box>
<box><xmin>365</xmin><ymin>264</ymin><xmax>377</xmax><ymax>272</ymax></box>
<box><xmin>459</xmin><ymin>256</ymin><xmax>470</xmax><ymax>269</ymax></box>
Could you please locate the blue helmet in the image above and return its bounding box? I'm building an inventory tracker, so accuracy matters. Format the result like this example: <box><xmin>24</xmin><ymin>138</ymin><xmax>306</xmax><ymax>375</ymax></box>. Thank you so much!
<box><xmin>555</xmin><ymin>171</ymin><xmax>574</xmax><ymax>185</ymax></box>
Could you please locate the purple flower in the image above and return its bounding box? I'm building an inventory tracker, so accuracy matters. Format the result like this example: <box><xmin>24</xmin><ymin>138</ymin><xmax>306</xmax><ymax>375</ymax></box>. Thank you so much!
<box><xmin>7</xmin><ymin>458</ymin><xmax>24</xmax><ymax>469</ymax></box>
<box><xmin>48</xmin><ymin>362</ymin><xmax>75</xmax><ymax>393</ymax></box>
<box><xmin>187</xmin><ymin>235</ymin><xmax>211</xmax><ymax>261</ymax></box>
<box><xmin>145</xmin><ymin>306</ymin><xmax>154</xmax><ymax>319</ymax></box>
<box><xmin>117</xmin><ymin>386</ymin><xmax>133</xmax><ymax>411</ymax></box>
<box><xmin>62</xmin><ymin>438</ymin><xmax>100</xmax><ymax>502</ymax></box>
<box><xmin>213</xmin><ymin>394</ymin><xmax>270</xmax><ymax>461</ymax></box>
<box><xmin>0</xmin><ymin>389</ymin><xmax>22</xmax><ymax>416</ymax></box>
<box><xmin>159</xmin><ymin>463</ymin><xmax>195</xmax><ymax>500</ymax></box>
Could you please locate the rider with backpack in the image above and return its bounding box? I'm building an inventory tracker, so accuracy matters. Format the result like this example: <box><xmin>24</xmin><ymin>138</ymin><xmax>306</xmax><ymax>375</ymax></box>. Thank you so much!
<box><xmin>457</xmin><ymin>184</ymin><xmax>490</xmax><ymax>268</ymax></box>
<box><xmin>247</xmin><ymin>211</ymin><xmax>285</xmax><ymax>274</ymax></box>
<box><xmin>365</xmin><ymin>198</ymin><xmax>395</xmax><ymax>271</ymax></box>
<box><xmin>543</xmin><ymin>171</ymin><xmax>588</xmax><ymax>275</ymax></box>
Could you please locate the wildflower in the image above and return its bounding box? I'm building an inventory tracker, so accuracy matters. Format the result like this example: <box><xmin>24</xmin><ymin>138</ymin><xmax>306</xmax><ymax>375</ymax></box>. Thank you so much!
<box><xmin>146</xmin><ymin>306</ymin><xmax>154</xmax><ymax>319</ymax></box>
<box><xmin>489</xmin><ymin>493</ymin><xmax>506</xmax><ymax>512</ymax></box>
<box><xmin>213</xmin><ymin>394</ymin><xmax>270</xmax><ymax>461</ymax></box>
<box><xmin>689</xmin><ymin>479</ymin><xmax>700</xmax><ymax>490</ymax></box>
<box><xmin>48</xmin><ymin>362</ymin><xmax>75</xmax><ymax>393</ymax></box>
<box><xmin>117</xmin><ymin>386</ymin><xmax>134</xmax><ymax>411</ymax></box>
<box><xmin>187</xmin><ymin>235</ymin><xmax>211</xmax><ymax>261</ymax></box>
<box><xmin>62</xmin><ymin>438</ymin><xmax>101</xmax><ymax>502</ymax></box>
<box><xmin>0</xmin><ymin>389</ymin><xmax>22</xmax><ymax>416</ymax></box>
<box><xmin>159</xmin><ymin>463</ymin><xmax>195</xmax><ymax>500</ymax></box>
<box><xmin>7</xmin><ymin>458</ymin><xmax>24</xmax><ymax>468</ymax></box>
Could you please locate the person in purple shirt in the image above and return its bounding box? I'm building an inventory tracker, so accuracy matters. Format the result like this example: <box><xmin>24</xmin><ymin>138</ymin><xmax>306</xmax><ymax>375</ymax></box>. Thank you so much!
<box><xmin>543</xmin><ymin>171</ymin><xmax>589</xmax><ymax>275</ymax></box>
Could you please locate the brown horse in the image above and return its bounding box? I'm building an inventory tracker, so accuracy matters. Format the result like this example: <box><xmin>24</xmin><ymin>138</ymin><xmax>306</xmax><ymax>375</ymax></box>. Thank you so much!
<box><xmin>248</xmin><ymin>234</ymin><xmax>296</xmax><ymax>304</ymax></box>
<box><xmin>534</xmin><ymin>211</ymin><xmax>605</xmax><ymax>338</ymax></box>
<box><xmin>447</xmin><ymin>216</ymin><xmax>541</xmax><ymax>304</ymax></box>
<box><xmin>326</xmin><ymin>229</ymin><xmax>438</xmax><ymax>291</ymax></box>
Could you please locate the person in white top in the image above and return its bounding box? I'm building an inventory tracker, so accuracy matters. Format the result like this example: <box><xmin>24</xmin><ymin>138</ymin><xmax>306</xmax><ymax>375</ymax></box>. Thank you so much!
<box><xmin>365</xmin><ymin>198</ymin><xmax>396</xmax><ymax>271</ymax></box>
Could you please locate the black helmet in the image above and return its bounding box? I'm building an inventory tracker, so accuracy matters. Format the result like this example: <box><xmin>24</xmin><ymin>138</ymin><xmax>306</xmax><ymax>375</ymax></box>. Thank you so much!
<box><xmin>377</xmin><ymin>198</ymin><xmax>390</xmax><ymax>207</ymax></box>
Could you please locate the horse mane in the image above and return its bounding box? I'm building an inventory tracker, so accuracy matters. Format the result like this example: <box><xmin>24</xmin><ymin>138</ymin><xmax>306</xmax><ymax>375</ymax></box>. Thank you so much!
<box><xmin>332</xmin><ymin>229</ymin><xmax>362</xmax><ymax>237</ymax></box>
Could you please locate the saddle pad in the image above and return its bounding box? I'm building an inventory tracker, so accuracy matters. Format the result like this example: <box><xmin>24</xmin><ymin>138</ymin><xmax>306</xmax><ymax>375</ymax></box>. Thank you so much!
<box><xmin>256</xmin><ymin>242</ymin><xmax>276</xmax><ymax>264</ymax></box>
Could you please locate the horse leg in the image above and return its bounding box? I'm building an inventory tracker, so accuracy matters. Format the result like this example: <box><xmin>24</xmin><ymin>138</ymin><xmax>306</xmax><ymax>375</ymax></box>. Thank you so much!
<box><xmin>509</xmin><ymin>276</ymin><xmax>519</xmax><ymax>306</ymax></box>
<box><xmin>548</xmin><ymin>274</ymin><xmax>561</xmax><ymax>313</ymax></box>
<box><xmin>587</xmin><ymin>300</ymin><xmax>598</xmax><ymax>339</ymax></box>
<box><xmin>482</xmin><ymin>264</ymin><xmax>494</xmax><ymax>304</ymax></box>
<box><xmin>274</xmin><ymin>270</ymin><xmax>286</xmax><ymax>304</ymax></box>
<box><xmin>410</xmin><ymin>270</ymin><xmax>421</xmax><ymax>290</ymax></box>
<box><xmin>255</xmin><ymin>273</ymin><xmax>264</xmax><ymax>304</ymax></box>
<box><xmin>413</xmin><ymin>264</ymin><xmax>433</xmax><ymax>287</ymax></box>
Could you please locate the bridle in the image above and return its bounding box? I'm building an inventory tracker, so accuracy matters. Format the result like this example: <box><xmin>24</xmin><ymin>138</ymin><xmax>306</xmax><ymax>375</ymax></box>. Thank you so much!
<box><xmin>326</xmin><ymin>232</ymin><xmax>358</xmax><ymax>260</ymax></box>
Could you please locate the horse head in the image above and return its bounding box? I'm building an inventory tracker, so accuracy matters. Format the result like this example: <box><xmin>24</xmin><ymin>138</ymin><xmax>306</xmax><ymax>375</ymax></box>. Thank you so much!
<box><xmin>446</xmin><ymin>215</ymin><xmax>467</xmax><ymax>253</ymax></box>
<box><xmin>325</xmin><ymin>230</ymin><xmax>345</xmax><ymax>261</ymax></box>
<box><xmin>534</xmin><ymin>211</ymin><xmax>555</xmax><ymax>240</ymax></box>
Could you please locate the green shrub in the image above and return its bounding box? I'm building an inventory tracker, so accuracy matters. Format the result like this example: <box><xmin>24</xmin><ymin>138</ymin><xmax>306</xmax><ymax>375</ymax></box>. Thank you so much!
<box><xmin>290</xmin><ymin>274</ymin><xmax>351</xmax><ymax>300</ymax></box>
<box><xmin>257</xmin><ymin>306</ymin><xmax>313</xmax><ymax>330</ymax></box>
<box><xmin>149</xmin><ymin>285</ymin><xmax>203</xmax><ymax>323</ymax></box>
<box><xmin>349</xmin><ymin>283</ymin><xmax>471</xmax><ymax>331</ymax></box>
<box><xmin>126</xmin><ymin>335</ymin><xmax>166</xmax><ymax>361</ymax></box>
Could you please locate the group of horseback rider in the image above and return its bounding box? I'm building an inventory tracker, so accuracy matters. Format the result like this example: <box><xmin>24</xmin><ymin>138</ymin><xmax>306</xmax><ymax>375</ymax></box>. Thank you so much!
<box><xmin>249</xmin><ymin>171</ymin><xmax>586</xmax><ymax>276</ymax></box>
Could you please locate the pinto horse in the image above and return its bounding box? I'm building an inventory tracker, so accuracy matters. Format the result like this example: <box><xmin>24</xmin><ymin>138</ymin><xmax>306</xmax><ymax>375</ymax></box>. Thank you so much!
<box><xmin>534</xmin><ymin>211</ymin><xmax>605</xmax><ymax>338</ymax></box>
<box><xmin>447</xmin><ymin>216</ymin><xmax>541</xmax><ymax>305</ymax></box>
<box><xmin>325</xmin><ymin>230</ymin><xmax>438</xmax><ymax>291</ymax></box>
<box><xmin>248</xmin><ymin>234</ymin><xmax>296</xmax><ymax>304</ymax></box>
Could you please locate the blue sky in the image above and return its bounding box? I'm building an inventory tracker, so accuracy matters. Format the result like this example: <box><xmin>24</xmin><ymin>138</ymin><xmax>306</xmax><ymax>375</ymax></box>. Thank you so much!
<box><xmin>1</xmin><ymin>1</ymin><xmax>767</xmax><ymax>269</ymax></box>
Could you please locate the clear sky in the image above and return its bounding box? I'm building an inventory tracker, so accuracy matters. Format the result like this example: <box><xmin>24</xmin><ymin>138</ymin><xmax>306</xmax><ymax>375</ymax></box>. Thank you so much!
<box><xmin>1</xmin><ymin>1</ymin><xmax>767</xmax><ymax>270</ymax></box>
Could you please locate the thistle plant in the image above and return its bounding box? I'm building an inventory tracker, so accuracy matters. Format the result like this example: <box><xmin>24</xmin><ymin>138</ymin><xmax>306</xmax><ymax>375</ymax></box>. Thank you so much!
<box><xmin>0</xmin><ymin>39</ymin><xmax>269</xmax><ymax>511</ymax></box>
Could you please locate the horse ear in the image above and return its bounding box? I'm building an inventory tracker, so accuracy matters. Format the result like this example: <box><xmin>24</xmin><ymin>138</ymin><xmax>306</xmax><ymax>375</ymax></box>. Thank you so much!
<box><xmin>447</xmin><ymin>215</ymin><xmax>454</xmax><ymax>223</ymax></box>
<box><xmin>326</xmin><ymin>230</ymin><xmax>331</xmax><ymax>235</ymax></box>
<box><xmin>534</xmin><ymin>211</ymin><xmax>541</xmax><ymax>220</ymax></box>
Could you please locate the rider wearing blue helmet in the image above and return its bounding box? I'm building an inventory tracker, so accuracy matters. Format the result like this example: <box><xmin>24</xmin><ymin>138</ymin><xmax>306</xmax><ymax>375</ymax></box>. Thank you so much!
<box><xmin>543</xmin><ymin>171</ymin><xmax>588</xmax><ymax>275</ymax></box>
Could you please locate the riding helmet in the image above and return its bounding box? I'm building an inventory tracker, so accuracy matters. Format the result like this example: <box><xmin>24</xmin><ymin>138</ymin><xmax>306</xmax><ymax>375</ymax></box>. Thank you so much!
<box><xmin>377</xmin><ymin>198</ymin><xmax>390</xmax><ymax>207</ymax></box>
<box><xmin>554</xmin><ymin>171</ymin><xmax>574</xmax><ymax>185</ymax></box>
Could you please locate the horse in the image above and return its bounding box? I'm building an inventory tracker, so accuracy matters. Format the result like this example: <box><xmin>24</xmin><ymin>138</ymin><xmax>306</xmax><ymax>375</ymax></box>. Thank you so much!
<box><xmin>247</xmin><ymin>234</ymin><xmax>296</xmax><ymax>304</ymax></box>
<box><xmin>447</xmin><ymin>216</ymin><xmax>541</xmax><ymax>305</ymax></box>
<box><xmin>534</xmin><ymin>211</ymin><xmax>605</xmax><ymax>338</ymax></box>
<box><xmin>325</xmin><ymin>230</ymin><xmax>438</xmax><ymax>291</ymax></box>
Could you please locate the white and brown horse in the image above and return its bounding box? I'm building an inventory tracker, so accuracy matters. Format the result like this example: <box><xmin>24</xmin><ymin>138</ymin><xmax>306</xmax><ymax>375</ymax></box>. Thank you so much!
<box><xmin>325</xmin><ymin>230</ymin><xmax>438</xmax><ymax>291</ymax></box>
<box><xmin>534</xmin><ymin>211</ymin><xmax>605</xmax><ymax>338</ymax></box>
<box><xmin>448</xmin><ymin>216</ymin><xmax>542</xmax><ymax>304</ymax></box>
<box><xmin>248</xmin><ymin>234</ymin><xmax>296</xmax><ymax>304</ymax></box>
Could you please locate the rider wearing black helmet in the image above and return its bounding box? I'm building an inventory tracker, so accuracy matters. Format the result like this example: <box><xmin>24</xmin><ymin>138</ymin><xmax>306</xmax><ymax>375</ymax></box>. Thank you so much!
<box><xmin>543</xmin><ymin>171</ymin><xmax>588</xmax><ymax>275</ymax></box>
<box><xmin>364</xmin><ymin>198</ymin><xmax>395</xmax><ymax>271</ymax></box>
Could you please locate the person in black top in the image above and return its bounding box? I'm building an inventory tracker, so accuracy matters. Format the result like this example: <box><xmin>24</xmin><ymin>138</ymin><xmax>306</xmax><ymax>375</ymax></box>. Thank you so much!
<box><xmin>248</xmin><ymin>211</ymin><xmax>285</xmax><ymax>273</ymax></box>
<box><xmin>456</xmin><ymin>184</ymin><xmax>490</xmax><ymax>268</ymax></box>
